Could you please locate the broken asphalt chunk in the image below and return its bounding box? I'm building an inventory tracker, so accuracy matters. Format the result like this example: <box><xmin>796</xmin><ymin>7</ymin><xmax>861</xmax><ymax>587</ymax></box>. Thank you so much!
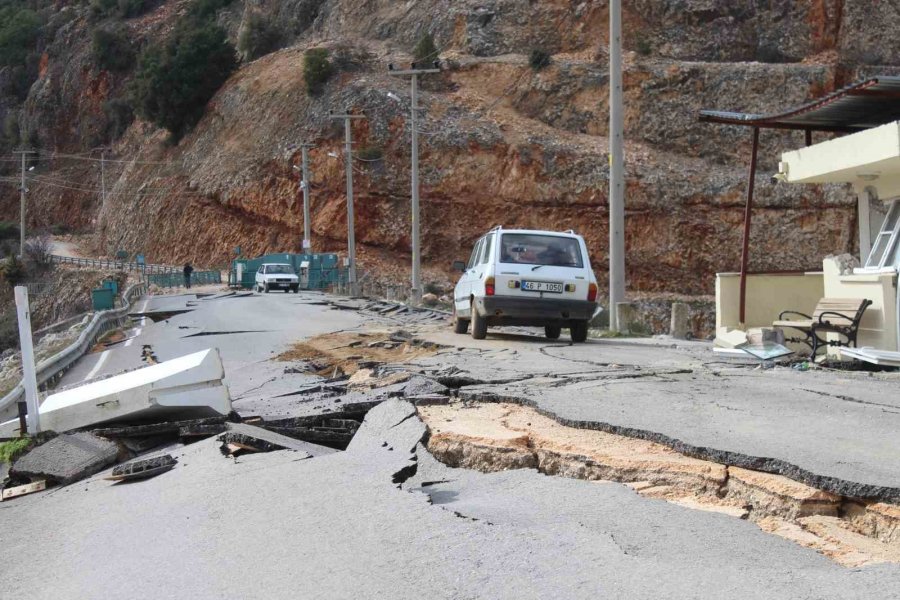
<box><xmin>93</xmin><ymin>416</ymin><xmax>228</xmax><ymax>438</ymax></box>
<box><xmin>107</xmin><ymin>455</ymin><xmax>177</xmax><ymax>482</ymax></box>
<box><xmin>11</xmin><ymin>432</ymin><xmax>118</xmax><ymax>485</ymax></box>
<box><xmin>403</xmin><ymin>376</ymin><xmax>449</xmax><ymax>399</ymax></box>
<box><xmin>223</xmin><ymin>423</ymin><xmax>336</xmax><ymax>456</ymax></box>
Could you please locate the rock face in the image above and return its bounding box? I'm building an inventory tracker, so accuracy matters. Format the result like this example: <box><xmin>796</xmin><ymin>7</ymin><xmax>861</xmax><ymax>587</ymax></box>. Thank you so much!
<box><xmin>2</xmin><ymin>1</ymin><xmax>899</xmax><ymax>297</ymax></box>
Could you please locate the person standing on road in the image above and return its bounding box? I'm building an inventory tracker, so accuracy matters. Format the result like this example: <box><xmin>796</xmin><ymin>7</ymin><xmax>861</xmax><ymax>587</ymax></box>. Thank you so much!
<box><xmin>183</xmin><ymin>262</ymin><xmax>194</xmax><ymax>289</ymax></box>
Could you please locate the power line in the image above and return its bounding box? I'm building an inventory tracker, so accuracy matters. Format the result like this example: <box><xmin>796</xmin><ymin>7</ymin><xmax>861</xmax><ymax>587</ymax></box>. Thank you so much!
<box><xmin>5</xmin><ymin>176</ymin><xmax>213</xmax><ymax>199</ymax></box>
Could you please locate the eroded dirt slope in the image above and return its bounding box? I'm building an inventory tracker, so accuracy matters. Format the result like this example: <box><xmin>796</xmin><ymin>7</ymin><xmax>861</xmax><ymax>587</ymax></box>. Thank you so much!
<box><xmin>4</xmin><ymin>1</ymin><xmax>899</xmax><ymax>296</ymax></box>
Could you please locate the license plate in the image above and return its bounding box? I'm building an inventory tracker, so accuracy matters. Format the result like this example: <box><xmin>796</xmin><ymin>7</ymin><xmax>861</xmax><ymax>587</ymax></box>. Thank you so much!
<box><xmin>521</xmin><ymin>281</ymin><xmax>563</xmax><ymax>293</ymax></box>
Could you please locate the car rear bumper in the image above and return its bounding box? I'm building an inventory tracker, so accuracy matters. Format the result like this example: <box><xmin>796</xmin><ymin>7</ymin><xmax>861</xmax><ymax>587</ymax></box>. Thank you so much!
<box><xmin>474</xmin><ymin>295</ymin><xmax>597</xmax><ymax>325</ymax></box>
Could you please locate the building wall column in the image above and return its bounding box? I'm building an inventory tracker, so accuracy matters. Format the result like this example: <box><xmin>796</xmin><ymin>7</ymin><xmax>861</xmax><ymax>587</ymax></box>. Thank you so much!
<box><xmin>857</xmin><ymin>186</ymin><xmax>873</xmax><ymax>263</ymax></box>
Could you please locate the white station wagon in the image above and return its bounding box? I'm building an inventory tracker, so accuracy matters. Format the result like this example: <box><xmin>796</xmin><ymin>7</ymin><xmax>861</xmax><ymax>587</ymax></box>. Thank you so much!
<box><xmin>255</xmin><ymin>263</ymin><xmax>299</xmax><ymax>293</ymax></box>
<box><xmin>452</xmin><ymin>227</ymin><xmax>600</xmax><ymax>342</ymax></box>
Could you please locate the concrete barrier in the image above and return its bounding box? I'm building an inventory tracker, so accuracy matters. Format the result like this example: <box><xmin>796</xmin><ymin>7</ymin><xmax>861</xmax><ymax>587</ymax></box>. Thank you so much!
<box><xmin>0</xmin><ymin>282</ymin><xmax>147</xmax><ymax>423</ymax></box>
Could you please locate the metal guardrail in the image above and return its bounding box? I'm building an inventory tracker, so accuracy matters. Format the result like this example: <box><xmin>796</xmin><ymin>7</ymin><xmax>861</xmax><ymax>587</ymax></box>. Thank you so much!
<box><xmin>147</xmin><ymin>270</ymin><xmax>222</xmax><ymax>288</ymax></box>
<box><xmin>50</xmin><ymin>255</ymin><xmax>180</xmax><ymax>274</ymax></box>
<box><xmin>0</xmin><ymin>282</ymin><xmax>148</xmax><ymax>423</ymax></box>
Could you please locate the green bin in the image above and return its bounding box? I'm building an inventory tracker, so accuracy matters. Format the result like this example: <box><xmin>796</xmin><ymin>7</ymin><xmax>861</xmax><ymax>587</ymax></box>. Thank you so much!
<box><xmin>91</xmin><ymin>288</ymin><xmax>115</xmax><ymax>311</ymax></box>
<box><xmin>102</xmin><ymin>279</ymin><xmax>119</xmax><ymax>295</ymax></box>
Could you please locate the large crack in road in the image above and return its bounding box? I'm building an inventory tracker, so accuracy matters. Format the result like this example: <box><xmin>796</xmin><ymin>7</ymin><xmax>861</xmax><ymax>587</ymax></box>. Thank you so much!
<box><xmin>417</xmin><ymin>400</ymin><xmax>900</xmax><ymax>567</ymax></box>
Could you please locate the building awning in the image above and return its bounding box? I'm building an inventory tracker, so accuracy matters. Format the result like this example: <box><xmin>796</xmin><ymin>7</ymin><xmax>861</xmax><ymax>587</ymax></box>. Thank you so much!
<box><xmin>780</xmin><ymin>121</ymin><xmax>900</xmax><ymax>185</ymax></box>
<box><xmin>700</xmin><ymin>76</ymin><xmax>900</xmax><ymax>325</ymax></box>
<box><xmin>699</xmin><ymin>76</ymin><xmax>900</xmax><ymax>133</ymax></box>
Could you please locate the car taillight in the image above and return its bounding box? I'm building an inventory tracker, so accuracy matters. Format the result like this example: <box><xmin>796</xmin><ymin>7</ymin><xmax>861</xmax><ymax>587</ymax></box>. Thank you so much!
<box><xmin>485</xmin><ymin>276</ymin><xmax>495</xmax><ymax>296</ymax></box>
<box><xmin>588</xmin><ymin>283</ymin><xmax>598</xmax><ymax>302</ymax></box>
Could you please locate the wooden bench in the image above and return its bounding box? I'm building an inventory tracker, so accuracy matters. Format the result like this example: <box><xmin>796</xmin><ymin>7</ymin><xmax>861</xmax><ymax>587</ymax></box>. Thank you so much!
<box><xmin>773</xmin><ymin>298</ymin><xmax>873</xmax><ymax>357</ymax></box>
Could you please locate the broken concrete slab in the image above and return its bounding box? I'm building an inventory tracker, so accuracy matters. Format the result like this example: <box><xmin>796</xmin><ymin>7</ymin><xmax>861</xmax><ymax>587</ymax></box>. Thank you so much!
<box><xmin>225</xmin><ymin>423</ymin><xmax>336</xmax><ymax>457</ymax></box>
<box><xmin>402</xmin><ymin>376</ymin><xmax>448</xmax><ymax>399</ymax></box>
<box><xmin>348</xmin><ymin>398</ymin><xmax>425</xmax><ymax>456</ymax></box>
<box><xmin>178</xmin><ymin>423</ymin><xmax>228</xmax><ymax>438</ymax></box>
<box><xmin>119</xmin><ymin>435</ymin><xmax>171</xmax><ymax>454</ymax></box>
<box><xmin>11</xmin><ymin>432</ymin><xmax>118</xmax><ymax>484</ymax></box>
<box><xmin>0</xmin><ymin>349</ymin><xmax>232</xmax><ymax>438</ymax></box>
<box><xmin>93</xmin><ymin>416</ymin><xmax>228</xmax><ymax>438</ymax></box>
<box><xmin>409</xmin><ymin>395</ymin><xmax>450</xmax><ymax>406</ymax></box>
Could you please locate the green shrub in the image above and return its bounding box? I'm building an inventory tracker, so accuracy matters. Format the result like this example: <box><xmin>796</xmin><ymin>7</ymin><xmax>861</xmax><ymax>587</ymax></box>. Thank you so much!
<box><xmin>92</xmin><ymin>26</ymin><xmax>135</xmax><ymax>72</ymax></box>
<box><xmin>0</xmin><ymin>437</ymin><xmax>32</xmax><ymax>464</ymax></box>
<box><xmin>357</xmin><ymin>146</ymin><xmax>383</xmax><ymax>161</ymax></box>
<box><xmin>90</xmin><ymin>0</ymin><xmax>157</xmax><ymax>20</ymax></box>
<box><xmin>0</xmin><ymin>307</ymin><xmax>20</xmax><ymax>356</ymax></box>
<box><xmin>0</xmin><ymin>222</ymin><xmax>19</xmax><ymax>242</ymax></box>
<box><xmin>130</xmin><ymin>21</ymin><xmax>238</xmax><ymax>140</ymax></box>
<box><xmin>117</xmin><ymin>0</ymin><xmax>155</xmax><ymax>18</ymax></box>
<box><xmin>303</xmin><ymin>47</ymin><xmax>333</xmax><ymax>96</ymax></box>
<box><xmin>89</xmin><ymin>0</ymin><xmax>116</xmax><ymax>19</ymax></box>
<box><xmin>238</xmin><ymin>14</ymin><xmax>283</xmax><ymax>61</ymax></box>
<box><xmin>412</xmin><ymin>32</ymin><xmax>438</xmax><ymax>65</ymax></box>
<box><xmin>0</xmin><ymin>256</ymin><xmax>26</xmax><ymax>288</ymax></box>
<box><xmin>187</xmin><ymin>0</ymin><xmax>235</xmax><ymax>22</ymax></box>
<box><xmin>331</xmin><ymin>43</ymin><xmax>372</xmax><ymax>72</ymax></box>
<box><xmin>104</xmin><ymin>97</ymin><xmax>134</xmax><ymax>140</ymax></box>
<box><xmin>2</xmin><ymin>113</ymin><xmax>19</xmax><ymax>148</ymax></box>
<box><xmin>0</xmin><ymin>60</ymin><xmax>38</xmax><ymax>102</ymax></box>
<box><xmin>0</xmin><ymin>8</ymin><xmax>41</xmax><ymax>68</ymax></box>
<box><xmin>23</xmin><ymin>235</ymin><xmax>52</xmax><ymax>272</ymax></box>
<box><xmin>529</xmin><ymin>48</ymin><xmax>551</xmax><ymax>71</ymax></box>
<box><xmin>635</xmin><ymin>36</ymin><xmax>652</xmax><ymax>56</ymax></box>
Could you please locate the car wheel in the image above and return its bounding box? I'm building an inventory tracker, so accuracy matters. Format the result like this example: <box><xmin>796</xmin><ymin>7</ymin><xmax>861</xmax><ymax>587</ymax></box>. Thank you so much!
<box><xmin>292</xmin><ymin>286</ymin><xmax>299</xmax><ymax>293</ymax></box>
<box><xmin>544</xmin><ymin>324</ymin><xmax>561</xmax><ymax>339</ymax></box>
<box><xmin>471</xmin><ymin>305</ymin><xmax>487</xmax><ymax>340</ymax></box>
<box><xmin>452</xmin><ymin>307</ymin><xmax>469</xmax><ymax>334</ymax></box>
<box><xmin>570</xmin><ymin>320</ymin><xmax>588</xmax><ymax>343</ymax></box>
<box><xmin>284</xmin><ymin>288</ymin><xmax>289</xmax><ymax>293</ymax></box>
<box><xmin>264</xmin><ymin>282</ymin><xmax>270</xmax><ymax>293</ymax></box>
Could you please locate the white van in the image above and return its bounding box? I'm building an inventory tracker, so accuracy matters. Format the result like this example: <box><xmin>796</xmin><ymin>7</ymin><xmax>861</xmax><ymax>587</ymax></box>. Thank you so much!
<box><xmin>452</xmin><ymin>227</ymin><xmax>600</xmax><ymax>342</ymax></box>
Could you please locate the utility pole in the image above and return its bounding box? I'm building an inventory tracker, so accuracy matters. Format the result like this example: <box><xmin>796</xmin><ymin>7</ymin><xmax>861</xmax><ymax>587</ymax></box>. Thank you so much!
<box><xmin>608</xmin><ymin>0</ymin><xmax>626</xmax><ymax>331</ymax></box>
<box><xmin>14</xmin><ymin>151</ymin><xmax>34</xmax><ymax>258</ymax></box>
<box><xmin>388</xmin><ymin>62</ymin><xmax>440</xmax><ymax>305</ymax></box>
<box><xmin>100</xmin><ymin>149</ymin><xmax>106</xmax><ymax>205</ymax></box>
<box><xmin>328</xmin><ymin>112</ymin><xmax>366</xmax><ymax>296</ymax></box>
<box><xmin>298</xmin><ymin>143</ymin><xmax>315</xmax><ymax>253</ymax></box>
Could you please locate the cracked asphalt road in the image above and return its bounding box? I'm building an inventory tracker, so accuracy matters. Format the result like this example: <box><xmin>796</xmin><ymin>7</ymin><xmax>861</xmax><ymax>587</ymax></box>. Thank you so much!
<box><xmin>412</xmin><ymin>327</ymin><xmax>900</xmax><ymax>501</ymax></box>
<box><xmin>3</xmin><ymin>400</ymin><xmax>899</xmax><ymax>599</ymax></box>
<box><xmin>4</xmin><ymin>291</ymin><xmax>899</xmax><ymax>598</ymax></box>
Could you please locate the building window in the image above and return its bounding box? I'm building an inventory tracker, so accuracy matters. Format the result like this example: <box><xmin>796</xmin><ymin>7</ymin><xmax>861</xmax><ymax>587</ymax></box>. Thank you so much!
<box><xmin>864</xmin><ymin>199</ymin><xmax>900</xmax><ymax>270</ymax></box>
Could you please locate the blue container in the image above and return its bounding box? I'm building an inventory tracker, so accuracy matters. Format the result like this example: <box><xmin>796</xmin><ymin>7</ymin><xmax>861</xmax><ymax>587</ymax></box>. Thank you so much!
<box><xmin>91</xmin><ymin>288</ymin><xmax>115</xmax><ymax>311</ymax></box>
<box><xmin>102</xmin><ymin>279</ymin><xmax>119</xmax><ymax>296</ymax></box>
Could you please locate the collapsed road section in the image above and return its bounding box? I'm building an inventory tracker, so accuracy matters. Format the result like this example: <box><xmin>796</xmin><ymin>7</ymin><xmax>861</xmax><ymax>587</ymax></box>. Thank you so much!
<box><xmin>418</xmin><ymin>401</ymin><xmax>900</xmax><ymax>567</ymax></box>
<box><xmin>3</xmin><ymin>288</ymin><xmax>900</xmax><ymax>598</ymax></box>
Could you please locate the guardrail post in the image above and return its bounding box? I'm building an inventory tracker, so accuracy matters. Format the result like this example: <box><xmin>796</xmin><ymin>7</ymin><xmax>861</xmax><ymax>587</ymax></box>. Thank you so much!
<box><xmin>14</xmin><ymin>286</ymin><xmax>40</xmax><ymax>434</ymax></box>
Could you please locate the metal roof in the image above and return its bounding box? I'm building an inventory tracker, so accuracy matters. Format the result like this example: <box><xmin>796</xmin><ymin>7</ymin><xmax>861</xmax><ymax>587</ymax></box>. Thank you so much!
<box><xmin>699</xmin><ymin>76</ymin><xmax>900</xmax><ymax>132</ymax></box>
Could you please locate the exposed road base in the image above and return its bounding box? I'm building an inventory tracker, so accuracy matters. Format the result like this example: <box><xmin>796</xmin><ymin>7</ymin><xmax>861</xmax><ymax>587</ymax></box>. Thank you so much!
<box><xmin>419</xmin><ymin>401</ymin><xmax>900</xmax><ymax>567</ymax></box>
<box><xmin>457</xmin><ymin>385</ymin><xmax>900</xmax><ymax>503</ymax></box>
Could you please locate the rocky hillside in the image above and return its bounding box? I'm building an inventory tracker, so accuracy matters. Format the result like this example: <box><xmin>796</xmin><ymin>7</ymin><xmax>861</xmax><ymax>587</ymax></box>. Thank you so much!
<box><xmin>3</xmin><ymin>0</ymin><xmax>899</xmax><ymax>298</ymax></box>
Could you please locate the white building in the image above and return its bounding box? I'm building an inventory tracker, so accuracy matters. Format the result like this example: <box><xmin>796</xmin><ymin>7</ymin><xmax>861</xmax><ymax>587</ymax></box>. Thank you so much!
<box><xmin>702</xmin><ymin>76</ymin><xmax>900</xmax><ymax>357</ymax></box>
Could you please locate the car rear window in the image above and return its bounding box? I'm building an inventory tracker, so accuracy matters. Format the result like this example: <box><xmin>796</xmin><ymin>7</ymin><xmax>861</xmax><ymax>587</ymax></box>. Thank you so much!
<box><xmin>267</xmin><ymin>265</ymin><xmax>294</xmax><ymax>274</ymax></box>
<box><xmin>499</xmin><ymin>234</ymin><xmax>584</xmax><ymax>268</ymax></box>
